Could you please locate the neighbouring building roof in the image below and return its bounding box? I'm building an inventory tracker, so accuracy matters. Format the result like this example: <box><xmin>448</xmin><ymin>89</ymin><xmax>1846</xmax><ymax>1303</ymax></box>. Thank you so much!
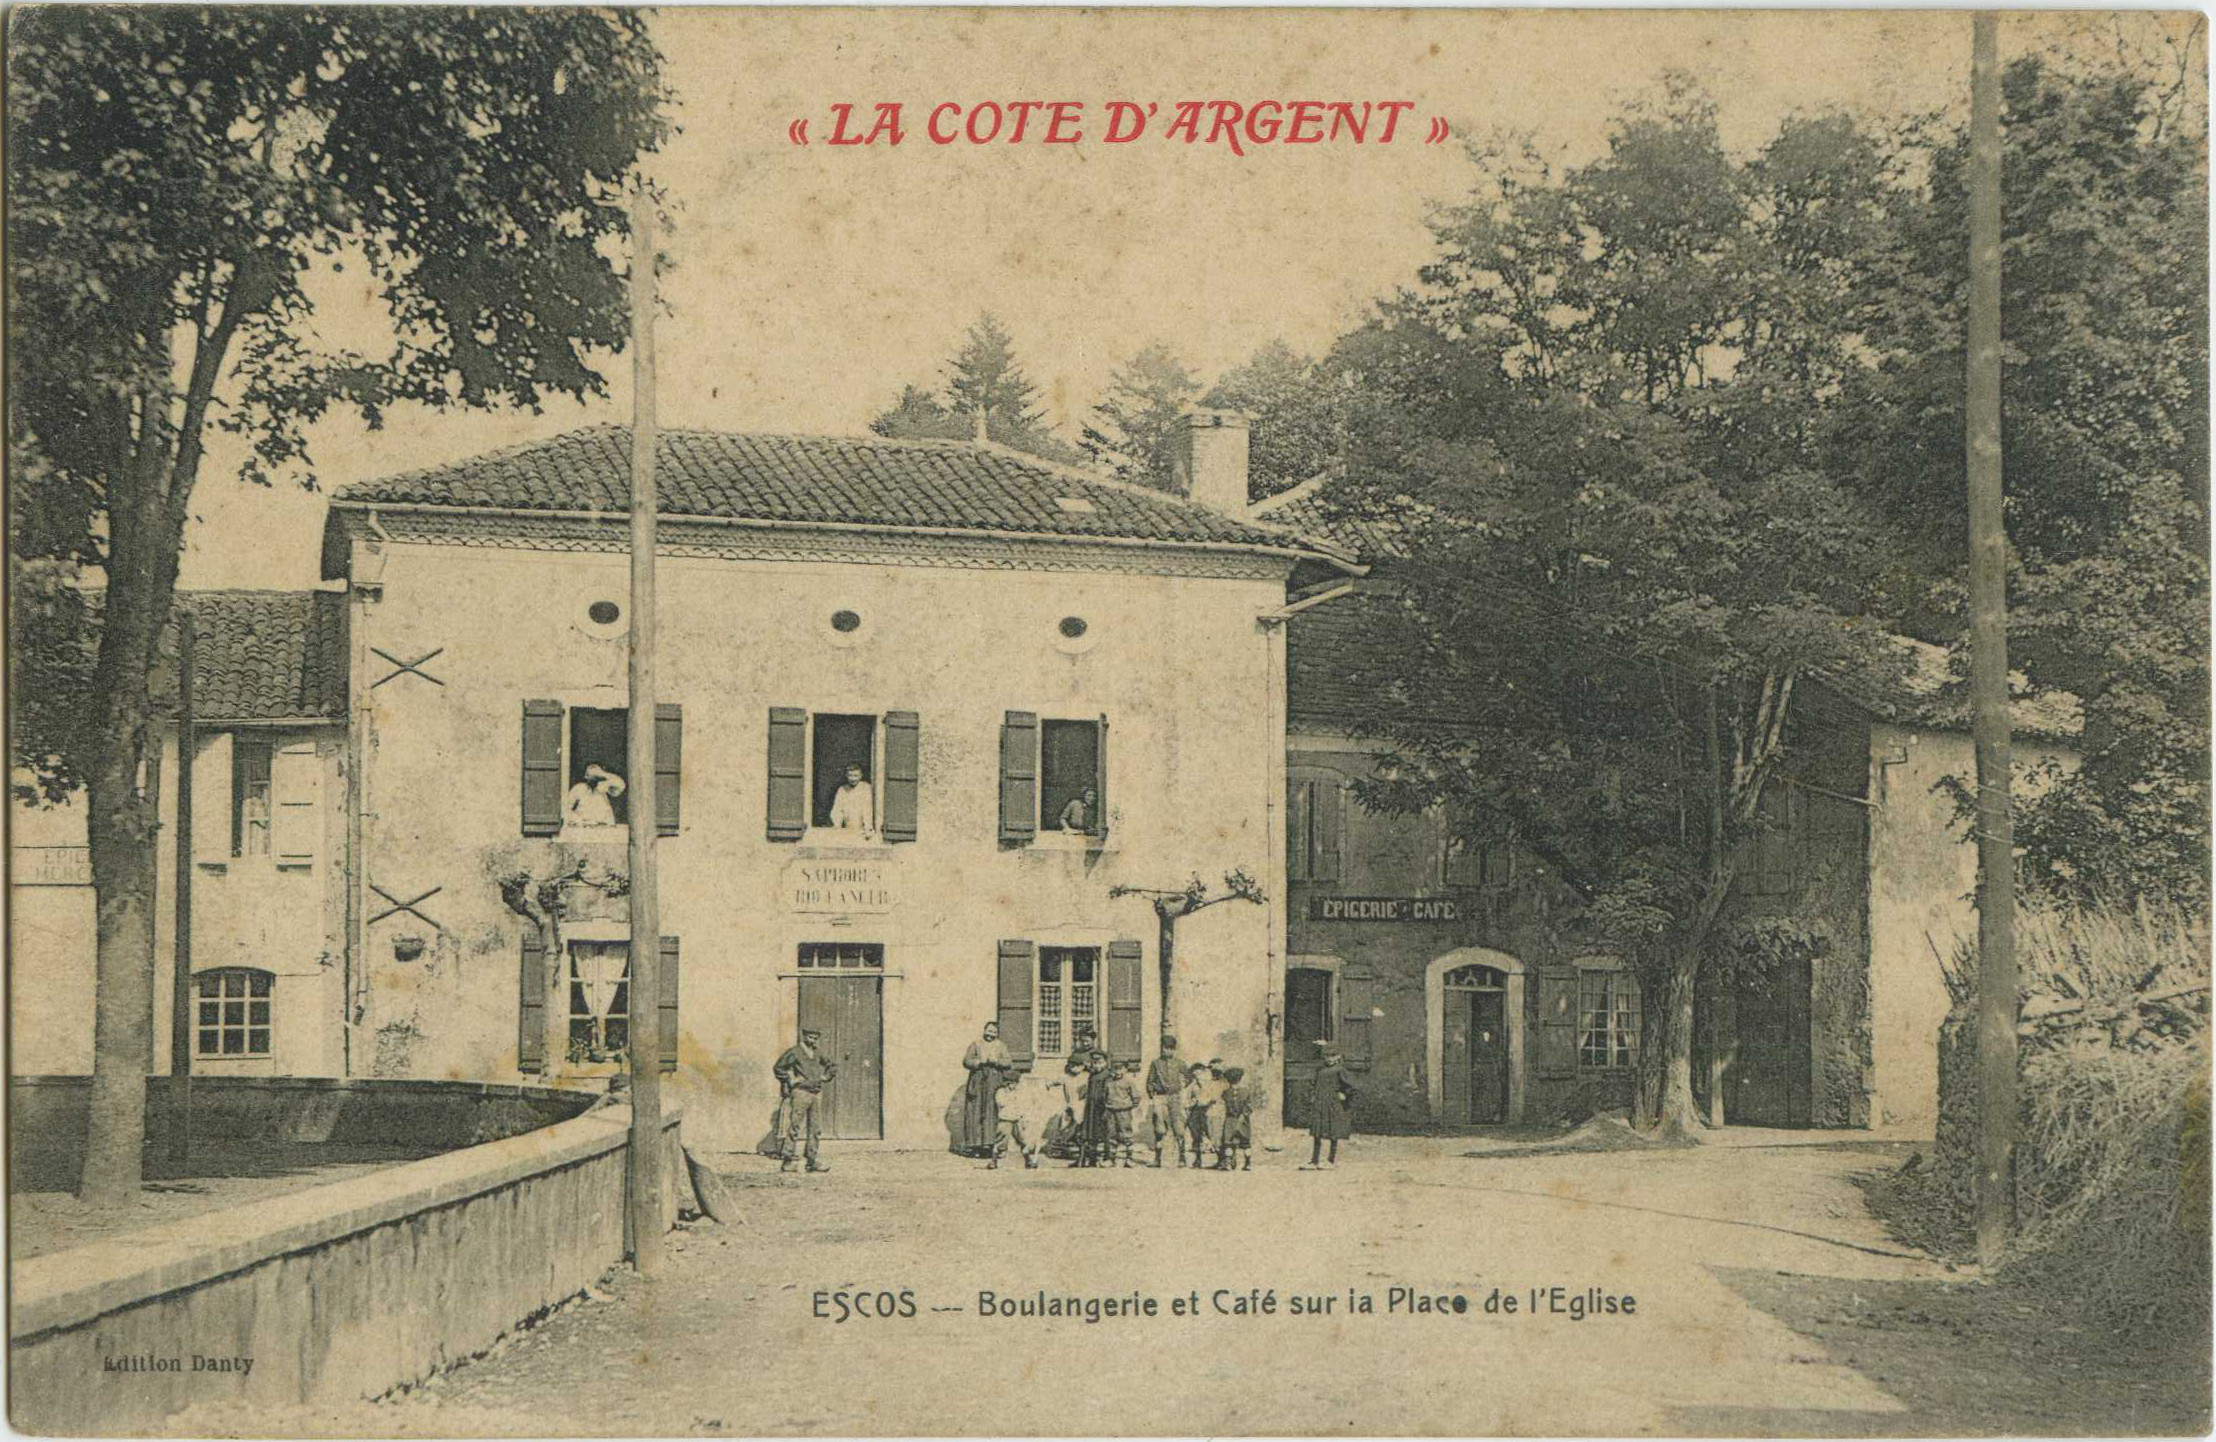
<box><xmin>325</xmin><ymin>425</ymin><xmax>1360</xmax><ymax>571</ymax></box>
<box><xmin>1249</xmin><ymin>471</ymin><xmax>1411</xmax><ymax>566</ymax></box>
<box><xmin>153</xmin><ymin>590</ymin><xmax>349</xmax><ymax>723</ymax></box>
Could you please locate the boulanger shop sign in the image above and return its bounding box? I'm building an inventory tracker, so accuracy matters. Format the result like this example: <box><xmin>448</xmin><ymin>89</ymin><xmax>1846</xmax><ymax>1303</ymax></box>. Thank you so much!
<box><xmin>1309</xmin><ymin>895</ymin><xmax>1462</xmax><ymax>923</ymax></box>
<box><xmin>788</xmin><ymin>857</ymin><xmax>896</xmax><ymax>914</ymax></box>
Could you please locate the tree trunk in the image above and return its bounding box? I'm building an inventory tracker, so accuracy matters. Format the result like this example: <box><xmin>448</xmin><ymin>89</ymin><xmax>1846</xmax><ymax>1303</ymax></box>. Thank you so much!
<box><xmin>80</xmin><ymin>611</ymin><xmax>165</xmax><ymax>1204</ymax></box>
<box><xmin>1650</xmin><ymin>941</ymin><xmax>1704</xmax><ymax>1141</ymax></box>
<box><xmin>1156</xmin><ymin>906</ymin><xmax>1177</xmax><ymax>1034</ymax></box>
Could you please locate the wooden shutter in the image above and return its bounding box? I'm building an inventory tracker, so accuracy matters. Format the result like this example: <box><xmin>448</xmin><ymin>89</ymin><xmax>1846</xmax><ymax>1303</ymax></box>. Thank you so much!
<box><xmin>521</xmin><ymin>701</ymin><xmax>563</xmax><ymax>837</ymax></box>
<box><xmin>272</xmin><ymin>739</ymin><xmax>320</xmax><ymax>866</ymax></box>
<box><xmin>191</xmin><ymin>731</ymin><xmax>233</xmax><ymax>864</ymax></box>
<box><xmin>1536</xmin><ymin>967</ymin><xmax>1579</xmax><ymax>1079</ymax></box>
<box><xmin>658</xmin><ymin>935</ymin><xmax>680</xmax><ymax>1073</ymax></box>
<box><xmin>1094</xmin><ymin>715</ymin><xmax>1110</xmax><ymax>838</ymax></box>
<box><xmin>655</xmin><ymin>704</ymin><xmax>682</xmax><ymax>838</ymax></box>
<box><xmin>766</xmin><ymin>707</ymin><xmax>808</xmax><ymax>841</ymax></box>
<box><xmin>518</xmin><ymin>930</ymin><xmax>548</xmax><ymax>1074</ymax></box>
<box><xmin>882</xmin><ymin>710</ymin><xmax>920</xmax><ymax>842</ymax></box>
<box><xmin>1105</xmin><ymin>940</ymin><xmax>1143</xmax><ymax>1064</ymax></box>
<box><xmin>1314</xmin><ymin>778</ymin><xmax>1345</xmax><ymax>882</ymax></box>
<box><xmin>1339</xmin><ymin>966</ymin><xmax>1376</xmax><ymax>1068</ymax></box>
<box><xmin>998</xmin><ymin>711</ymin><xmax>1038</xmax><ymax>845</ymax></box>
<box><xmin>997</xmin><ymin>940</ymin><xmax>1035</xmax><ymax>1069</ymax></box>
<box><xmin>1287</xmin><ymin>778</ymin><xmax>1311</xmax><ymax>882</ymax></box>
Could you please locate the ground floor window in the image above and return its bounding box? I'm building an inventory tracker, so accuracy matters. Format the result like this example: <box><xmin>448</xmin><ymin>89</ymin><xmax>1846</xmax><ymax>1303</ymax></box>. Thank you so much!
<box><xmin>1578</xmin><ymin>968</ymin><xmax>1641</xmax><ymax>1070</ymax></box>
<box><xmin>196</xmin><ymin>968</ymin><xmax>272</xmax><ymax>1057</ymax></box>
<box><xmin>567</xmin><ymin>940</ymin><xmax>631</xmax><ymax>1063</ymax></box>
<box><xmin>1036</xmin><ymin>945</ymin><xmax>1099</xmax><ymax>1057</ymax></box>
<box><xmin>1286</xmin><ymin>966</ymin><xmax>1335</xmax><ymax>1049</ymax></box>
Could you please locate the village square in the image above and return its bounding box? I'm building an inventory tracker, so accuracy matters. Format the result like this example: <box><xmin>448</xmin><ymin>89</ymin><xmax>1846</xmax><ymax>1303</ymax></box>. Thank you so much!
<box><xmin>7</xmin><ymin>8</ymin><xmax>2207</xmax><ymax>1438</ymax></box>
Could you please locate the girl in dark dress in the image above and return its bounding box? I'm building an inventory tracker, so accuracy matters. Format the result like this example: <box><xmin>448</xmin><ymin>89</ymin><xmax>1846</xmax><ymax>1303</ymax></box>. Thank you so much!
<box><xmin>1302</xmin><ymin>1045</ymin><xmax>1356</xmax><ymax>1169</ymax></box>
<box><xmin>1073</xmin><ymin>1050</ymin><xmax>1116</xmax><ymax>1166</ymax></box>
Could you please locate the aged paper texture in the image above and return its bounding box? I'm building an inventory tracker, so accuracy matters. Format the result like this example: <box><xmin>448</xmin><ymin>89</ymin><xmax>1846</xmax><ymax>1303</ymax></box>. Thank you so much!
<box><xmin>6</xmin><ymin>6</ymin><xmax>2211</xmax><ymax>1437</ymax></box>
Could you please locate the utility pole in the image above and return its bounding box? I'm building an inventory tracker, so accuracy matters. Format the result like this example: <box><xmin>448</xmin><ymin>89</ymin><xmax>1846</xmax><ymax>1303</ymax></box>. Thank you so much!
<box><xmin>1967</xmin><ymin>10</ymin><xmax>2018</xmax><ymax>1270</ymax></box>
<box><xmin>168</xmin><ymin>612</ymin><xmax>195</xmax><ymax>1170</ymax></box>
<box><xmin>624</xmin><ymin>178</ymin><xmax>665</xmax><ymax>1277</ymax></box>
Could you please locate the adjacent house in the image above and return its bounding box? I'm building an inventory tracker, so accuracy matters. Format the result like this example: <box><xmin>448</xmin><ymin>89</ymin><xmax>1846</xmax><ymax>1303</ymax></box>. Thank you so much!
<box><xmin>1249</xmin><ymin>472</ymin><xmax>2080</xmax><ymax>1137</ymax></box>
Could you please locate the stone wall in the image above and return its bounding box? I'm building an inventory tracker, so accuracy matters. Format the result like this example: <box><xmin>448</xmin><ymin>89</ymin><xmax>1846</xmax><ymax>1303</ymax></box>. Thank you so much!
<box><xmin>9</xmin><ymin>1101</ymin><xmax>680</xmax><ymax>1435</ymax></box>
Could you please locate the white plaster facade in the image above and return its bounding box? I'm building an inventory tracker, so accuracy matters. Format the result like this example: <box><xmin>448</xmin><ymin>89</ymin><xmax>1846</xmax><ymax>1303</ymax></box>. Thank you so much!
<box><xmin>338</xmin><ymin>524</ymin><xmax>1300</xmax><ymax>1149</ymax></box>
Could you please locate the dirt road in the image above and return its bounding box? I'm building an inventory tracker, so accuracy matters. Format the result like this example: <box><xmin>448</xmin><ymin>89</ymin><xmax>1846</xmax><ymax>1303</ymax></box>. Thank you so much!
<box><xmin>284</xmin><ymin>1137</ymin><xmax>2204</xmax><ymax>1436</ymax></box>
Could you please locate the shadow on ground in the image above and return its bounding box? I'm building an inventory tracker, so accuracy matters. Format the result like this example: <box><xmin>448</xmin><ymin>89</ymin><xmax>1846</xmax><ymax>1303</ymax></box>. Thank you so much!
<box><xmin>1678</xmin><ymin>1264</ymin><xmax>2212</xmax><ymax>1437</ymax></box>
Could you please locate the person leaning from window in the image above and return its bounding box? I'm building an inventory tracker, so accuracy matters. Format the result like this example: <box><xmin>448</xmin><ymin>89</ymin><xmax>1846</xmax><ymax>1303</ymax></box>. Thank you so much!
<box><xmin>829</xmin><ymin>762</ymin><xmax>876</xmax><ymax>837</ymax></box>
<box><xmin>565</xmin><ymin>763</ymin><xmax>625</xmax><ymax>828</ymax></box>
<box><xmin>773</xmin><ymin>1026</ymin><xmax>837</xmax><ymax>1175</ymax></box>
<box><xmin>1056</xmin><ymin>786</ymin><xmax>1098</xmax><ymax>835</ymax></box>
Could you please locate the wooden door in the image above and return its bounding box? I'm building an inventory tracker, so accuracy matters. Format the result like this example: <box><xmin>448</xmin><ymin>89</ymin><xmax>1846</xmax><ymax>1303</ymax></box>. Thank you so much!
<box><xmin>1282</xmin><ymin>967</ymin><xmax>1334</xmax><ymax>1127</ymax></box>
<box><xmin>798</xmin><ymin>974</ymin><xmax>884</xmax><ymax>1139</ymax></box>
<box><xmin>1728</xmin><ymin>954</ymin><xmax>1811</xmax><ymax>1127</ymax></box>
<box><xmin>1468</xmin><ymin>991</ymin><xmax>1509</xmax><ymax>1124</ymax></box>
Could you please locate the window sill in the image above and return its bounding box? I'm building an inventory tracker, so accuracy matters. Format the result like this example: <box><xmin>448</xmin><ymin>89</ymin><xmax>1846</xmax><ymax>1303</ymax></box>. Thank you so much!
<box><xmin>799</xmin><ymin>829</ymin><xmax>891</xmax><ymax>852</ymax></box>
<box><xmin>557</xmin><ymin>825</ymin><xmax>631</xmax><ymax>845</ymax></box>
<box><xmin>1030</xmin><ymin>829</ymin><xmax>1116</xmax><ymax>854</ymax></box>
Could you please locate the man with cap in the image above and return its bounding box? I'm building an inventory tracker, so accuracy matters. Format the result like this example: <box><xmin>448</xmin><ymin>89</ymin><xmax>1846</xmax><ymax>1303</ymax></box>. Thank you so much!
<box><xmin>1145</xmin><ymin>1034</ymin><xmax>1187</xmax><ymax>1168</ymax></box>
<box><xmin>1301</xmin><ymin>1041</ymin><xmax>1357</xmax><ymax>1170</ymax></box>
<box><xmin>773</xmin><ymin>1026</ymin><xmax>839</xmax><ymax>1174</ymax></box>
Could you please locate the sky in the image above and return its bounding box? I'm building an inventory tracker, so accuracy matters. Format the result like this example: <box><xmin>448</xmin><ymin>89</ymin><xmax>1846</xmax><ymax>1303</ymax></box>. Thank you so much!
<box><xmin>173</xmin><ymin>8</ymin><xmax>2165</xmax><ymax>591</ymax></box>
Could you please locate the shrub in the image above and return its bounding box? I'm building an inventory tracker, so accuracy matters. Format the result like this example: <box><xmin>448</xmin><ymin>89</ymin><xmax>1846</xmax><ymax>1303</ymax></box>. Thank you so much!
<box><xmin>1934</xmin><ymin>902</ymin><xmax>2210</xmax><ymax>1335</ymax></box>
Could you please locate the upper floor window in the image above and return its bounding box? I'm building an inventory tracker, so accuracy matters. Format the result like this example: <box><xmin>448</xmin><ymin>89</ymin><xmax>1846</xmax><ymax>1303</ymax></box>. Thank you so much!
<box><xmin>997</xmin><ymin>712</ymin><xmax>1108</xmax><ymax>845</ymax></box>
<box><xmin>1746</xmin><ymin>786</ymin><xmax>1796</xmax><ymax>896</ymax></box>
<box><xmin>1287</xmin><ymin>771</ymin><xmax>1345</xmax><ymax>882</ymax></box>
<box><xmin>196</xmin><ymin>968</ymin><xmax>272</xmax><ymax>1058</ymax></box>
<box><xmin>521</xmin><ymin>700</ymin><xmax>681</xmax><ymax>839</ymax></box>
<box><xmin>766</xmin><ymin>708</ymin><xmax>918</xmax><ymax>843</ymax></box>
<box><xmin>232</xmin><ymin>742</ymin><xmax>272</xmax><ymax>857</ymax></box>
<box><xmin>1443</xmin><ymin>833</ymin><xmax>1515</xmax><ymax>890</ymax></box>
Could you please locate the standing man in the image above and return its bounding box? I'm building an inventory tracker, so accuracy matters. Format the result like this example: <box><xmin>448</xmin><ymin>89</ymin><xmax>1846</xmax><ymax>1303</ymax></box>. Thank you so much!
<box><xmin>774</xmin><ymin>1026</ymin><xmax>838</xmax><ymax>1174</ymax></box>
<box><xmin>1145</xmin><ymin>1034</ymin><xmax>1185</xmax><ymax>1168</ymax></box>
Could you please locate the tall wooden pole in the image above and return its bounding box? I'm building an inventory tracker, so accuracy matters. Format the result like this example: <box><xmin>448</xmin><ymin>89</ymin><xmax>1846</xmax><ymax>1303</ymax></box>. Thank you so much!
<box><xmin>1968</xmin><ymin>10</ymin><xmax>2018</xmax><ymax>1270</ymax></box>
<box><xmin>168</xmin><ymin>613</ymin><xmax>196</xmax><ymax>1170</ymax></box>
<box><xmin>625</xmin><ymin>180</ymin><xmax>665</xmax><ymax>1276</ymax></box>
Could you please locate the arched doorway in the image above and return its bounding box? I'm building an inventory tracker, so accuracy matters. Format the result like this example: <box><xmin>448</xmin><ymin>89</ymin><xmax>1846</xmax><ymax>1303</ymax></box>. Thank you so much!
<box><xmin>1427</xmin><ymin>948</ymin><xmax>1525</xmax><ymax>1124</ymax></box>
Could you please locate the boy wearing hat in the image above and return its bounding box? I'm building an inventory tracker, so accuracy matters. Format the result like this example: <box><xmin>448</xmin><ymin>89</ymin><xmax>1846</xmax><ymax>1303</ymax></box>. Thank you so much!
<box><xmin>773</xmin><ymin>1026</ymin><xmax>839</xmax><ymax>1174</ymax></box>
<box><xmin>1145</xmin><ymin>1035</ymin><xmax>1186</xmax><ymax>1168</ymax></box>
<box><xmin>1301</xmin><ymin>1042</ymin><xmax>1357</xmax><ymax>1170</ymax></box>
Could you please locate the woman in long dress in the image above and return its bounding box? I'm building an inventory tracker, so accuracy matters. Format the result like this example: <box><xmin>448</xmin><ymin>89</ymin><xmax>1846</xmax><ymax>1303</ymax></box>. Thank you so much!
<box><xmin>956</xmin><ymin>1022</ymin><xmax>1012</xmax><ymax>1157</ymax></box>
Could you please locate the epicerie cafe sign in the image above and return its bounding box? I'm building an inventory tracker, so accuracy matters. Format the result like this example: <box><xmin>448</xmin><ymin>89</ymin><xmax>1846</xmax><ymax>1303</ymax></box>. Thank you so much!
<box><xmin>787</xmin><ymin>857</ymin><xmax>896</xmax><ymax>915</ymax></box>
<box><xmin>1309</xmin><ymin>895</ymin><xmax>1461</xmax><ymax>923</ymax></box>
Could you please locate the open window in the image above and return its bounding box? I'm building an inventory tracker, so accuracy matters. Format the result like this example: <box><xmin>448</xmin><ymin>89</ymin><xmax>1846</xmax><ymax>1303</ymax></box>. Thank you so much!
<box><xmin>765</xmin><ymin>708</ymin><xmax>919</xmax><ymax>843</ymax></box>
<box><xmin>232</xmin><ymin>741</ymin><xmax>272</xmax><ymax>857</ymax></box>
<box><xmin>520</xmin><ymin>700</ymin><xmax>681</xmax><ymax>838</ymax></box>
<box><xmin>998</xmin><ymin>712</ymin><xmax>1109</xmax><ymax>844</ymax></box>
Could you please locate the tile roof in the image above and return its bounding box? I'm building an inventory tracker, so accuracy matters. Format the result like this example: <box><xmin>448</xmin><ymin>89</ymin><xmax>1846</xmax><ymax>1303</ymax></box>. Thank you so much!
<box><xmin>153</xmin><ymin>590</ymin><xmax>348</xmax><ymax>722</ymax></box>
<box><xmin>1248</xmin><ymin>473</ymin><xmax>1412</xmax><ymax>566</ymax></box>
<box><xmin>330</xmin><ymin>425</ymin><xmax>1354</xmax><ymax>562</ymax></box>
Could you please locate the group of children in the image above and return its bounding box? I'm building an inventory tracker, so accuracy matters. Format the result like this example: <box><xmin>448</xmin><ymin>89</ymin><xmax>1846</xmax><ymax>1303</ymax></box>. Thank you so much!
<box><xmin>997</xmin><ymin>1034</ymin><xmax>1255</xmax><ymax>1170</ymax></box>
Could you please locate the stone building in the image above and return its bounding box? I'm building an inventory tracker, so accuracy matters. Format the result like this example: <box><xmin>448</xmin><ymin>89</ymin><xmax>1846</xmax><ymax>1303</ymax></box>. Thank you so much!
<box><xmin>1250</xmin><ymin>473</ymin><xmax>2079</xmax><ymax>1137</ymax></box>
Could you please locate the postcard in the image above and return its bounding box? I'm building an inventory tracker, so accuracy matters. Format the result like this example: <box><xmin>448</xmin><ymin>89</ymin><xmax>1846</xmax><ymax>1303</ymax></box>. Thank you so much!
<box><xmin>6</xmin><ymin>7</ymin><xmax>2209</xmax><ymax>1436</ymax></box>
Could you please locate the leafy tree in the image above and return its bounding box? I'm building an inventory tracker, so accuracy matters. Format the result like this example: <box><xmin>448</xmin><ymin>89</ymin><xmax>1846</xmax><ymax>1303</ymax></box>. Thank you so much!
<box><xmin>1324</xmin><ymin>86</ymin><xmax>1910</xmax><ymax>1135</ymax></box>
<box><xmin>1831</xmin><ymin>31</ymin><xmax>2210</xmax><ymax>910</ymax></box>
<box><xmin>7</xmin><ymin>8</ymin><xmax>670</xmax><ymax>1204</ymax></box>
<box><xmin>868</xmin><ymin>312</ymin><xmax>1080</xmax><ymax>463</ymax></box>
<box><xmin>1202</xmin><ymin>339</ymin><xmax>1352</xmax><ymax>500</ymax></box>
<box><xmin>1080</xmin><ymin>343</ymin><xmax>1203</xmax><ymax>491</ymax></box>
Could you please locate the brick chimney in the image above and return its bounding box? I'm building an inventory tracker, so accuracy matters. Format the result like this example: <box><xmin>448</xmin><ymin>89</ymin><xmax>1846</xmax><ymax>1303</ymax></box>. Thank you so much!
<box><xmin>1170</xmin><ymin>410</ymin><xmax>1250</xmax><ymax>512</ymax></box>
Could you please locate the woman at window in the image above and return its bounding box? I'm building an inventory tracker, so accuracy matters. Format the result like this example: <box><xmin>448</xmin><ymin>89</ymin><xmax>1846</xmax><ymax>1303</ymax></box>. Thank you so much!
<box><xmin>955</xmin><ymin>1021</ymin><xmax>1012</xmax><ymax>1158</ymax></box>
<box><xmin>565</xmin><ymin>764</ymin><xmax>626</xmax><ymax>828</ymax></box>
